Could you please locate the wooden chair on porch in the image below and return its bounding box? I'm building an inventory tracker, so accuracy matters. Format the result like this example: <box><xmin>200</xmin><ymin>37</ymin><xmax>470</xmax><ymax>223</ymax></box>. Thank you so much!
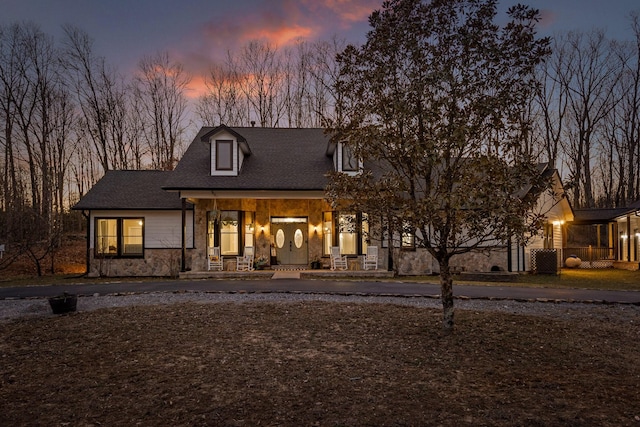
<box><xmin>207</xmin><ymin>247</ymin><xmax>223</xmax><ymax>271</ymax></box>
<box><xmin>361</xmin><ymin>246</ymin><xmax>378</xmax><ymax>270</ymax></box>
<box><xmin>236</xmin><ymin>246</ymin><xmax>255</xmax><ymax>271</ymax></box>
<box><xmin>330</xmin><ymin>246</ymin><xmax>348</xmax><ymax>270</ymax></box>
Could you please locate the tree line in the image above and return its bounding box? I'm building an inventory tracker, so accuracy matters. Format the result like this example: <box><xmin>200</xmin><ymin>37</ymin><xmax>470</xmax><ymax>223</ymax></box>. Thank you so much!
<box><xmin>2</xmin><ymin>8</ymin><xmax>640</xmax><ymax>272</ymax></box>
<box><xmin>0</xmin><ymin>23</ymin><xmax>191</xmax><ymax>271</ymax></box>
<box><xmin>534</xmin><ymin>15</ymin><xmax>640</xmax><ymax>209</ymax></box>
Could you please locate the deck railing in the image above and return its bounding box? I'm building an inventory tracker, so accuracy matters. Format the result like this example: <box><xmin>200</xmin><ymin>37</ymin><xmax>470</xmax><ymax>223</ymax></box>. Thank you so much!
<box><xmin>561</xmin><ymin>247</ymin><xmax>615</xmax><ymax>268</ymax></box>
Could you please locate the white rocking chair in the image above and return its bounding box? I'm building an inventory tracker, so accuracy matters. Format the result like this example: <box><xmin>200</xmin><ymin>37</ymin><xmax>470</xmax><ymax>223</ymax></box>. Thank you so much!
<box><xmin>362</xmin><ymin>246</ymin><xmax>378</xmax><ymax>270</ymax></box>
<box><xmin>330</xmin><ymin>246</ymin><xmax>348</xmax><ymax>270</ymax></box>
<box><xmin>207</xmin><ymin>247</ymin><xmax>223</xmax><ymax>271</ymax></box>
<box><xmin>236</xmin><ymin>246</ymin><xmax>255</xmax><ymax>271</ymax></box>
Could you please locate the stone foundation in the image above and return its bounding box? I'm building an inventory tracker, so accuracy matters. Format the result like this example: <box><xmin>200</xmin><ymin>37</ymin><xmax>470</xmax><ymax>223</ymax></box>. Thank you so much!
<box><xmin>392</xmin><ymin>247</ymin><xmax>510</xmax><ymax>275</ymax></box>
<box><xmin>89</xmin><ymin>248</ymin><xmax>183</xmax><ymax>277</ymax></box>
<box><xmin>395</xmin><ymin>248</ymin><xmax>433</xmax><ymax>275</ymax></box>
<box><xmin>612</xmin><ymin>261</ymin><xmax>640</xmax><ymax>271</ymax></box>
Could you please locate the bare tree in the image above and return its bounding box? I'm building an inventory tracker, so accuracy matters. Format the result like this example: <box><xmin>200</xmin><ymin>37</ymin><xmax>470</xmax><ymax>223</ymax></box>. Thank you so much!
<box><xmin>308</xmin><ymin>37</ymin><xmax>347</xmax><ymax>127</ymax></box>
<box><xmin>63</xmin><ymin>25</ymin><xmax>136</xmax><ymax>172</ymax></box>
<box><xmin>134</xmin><ymin>52</ymin><xmax>190</xmax><ymax>170</ymax></box>
<box><xmin>0</xmin><ymin>22</ymin><xmax>74</xmax><ymax>273</ymax></box>
<box><xmin>556</xmin><ymin>31</ymin><xmax>623</xmax><ymax>208</ymax></box>
<box><xmin>533</xmin><ymin>36</ymin><xmax>571</xmax><ymax>168</ymax></box>
<box><xmin>196</xmin><ymin>63</ymin><xmax>245</xmax><ymax>126</ymax></box>
<box><xmin>0</xmin><ymin>24</ymin><xmax>25</xmax><ymax>238</ymax></box>
<box><xmin>232</xmin><ymin>40</ymin><xmax>286</xmax><ymax>127</ymax></box>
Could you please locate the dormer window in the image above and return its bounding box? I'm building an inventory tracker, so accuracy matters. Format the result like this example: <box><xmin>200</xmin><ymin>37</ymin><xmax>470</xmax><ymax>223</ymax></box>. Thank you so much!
<box><xmin>202</xmin><ymin>125</ymin><xmax>251</xmax><ymax>177</ymax></box>
<box><xmin>342</xmin><ymin>143</ymin><xmax>358</xmax><ymax>172</ymax></box>
<box><xmin>336</xmin><ymin>142</ymin><xmax>362</xmax><ymax>175</ymax></box>
<box><xmin>215</xmin><ymin>140</ymin><xmax>233</xmax><ymax>171</ymax></box>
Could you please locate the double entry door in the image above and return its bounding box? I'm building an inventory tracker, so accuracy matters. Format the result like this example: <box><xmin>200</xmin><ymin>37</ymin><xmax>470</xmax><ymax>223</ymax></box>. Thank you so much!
<box><xmin>271</xmin><ymin>221</ymin><xmax>308</xmax><ymax>265</ymax></box>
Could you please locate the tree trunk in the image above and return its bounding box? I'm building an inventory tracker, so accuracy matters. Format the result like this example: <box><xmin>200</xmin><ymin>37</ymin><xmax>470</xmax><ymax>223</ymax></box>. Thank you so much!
<box><xmin>439</xmin><ymin>259</ymin><xmax>454</xmax><ymax>330</ymax></box>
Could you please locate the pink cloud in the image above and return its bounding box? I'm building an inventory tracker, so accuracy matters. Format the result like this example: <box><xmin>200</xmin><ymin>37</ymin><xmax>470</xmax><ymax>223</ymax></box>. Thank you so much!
<box><xmin>173</xmin><ymin>0</ymin><xmax>378</xmax><ymax>92</ymax></box>
<box><xmin>303</xmin><ymin>0</ymin><xmax>380</xmax><ymax>23</ymax></box>
<box><xmin>538</xmin><ymin>9</ymin><xmax>556</xmax><ymax>29</ymax></box>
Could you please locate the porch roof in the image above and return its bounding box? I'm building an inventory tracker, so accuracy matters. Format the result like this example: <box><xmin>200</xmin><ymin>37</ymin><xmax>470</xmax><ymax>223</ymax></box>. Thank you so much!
<box><xmin>163</xmin><ymin>127</ymin><xmax>333</xmax><ymax>191</ymax></box>
<box><xmin>571</xmin><ymin>207</ymin><xmax>630</xmax><ymax>224</ymax></box>
<box><xmin>72</xmin><ymin>171</ymin><xmax>192</xmax><ymax>210</ymax></box>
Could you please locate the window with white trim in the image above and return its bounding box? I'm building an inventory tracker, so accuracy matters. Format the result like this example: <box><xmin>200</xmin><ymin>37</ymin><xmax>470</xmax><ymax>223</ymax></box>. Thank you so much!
<box><xmin>215</xmin><ymin>140</ymin><xmax>233</xmax><ymax>171</ymax></box>
<box><xmin>341</xmin><ymin>143</ymin><xmax>358</xmax><ymax>172</ymax></box>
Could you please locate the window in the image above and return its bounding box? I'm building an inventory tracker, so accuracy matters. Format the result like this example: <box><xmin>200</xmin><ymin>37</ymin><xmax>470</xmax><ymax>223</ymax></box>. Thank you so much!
<box><xmin>325</xmin><ymin>212</ymin><xmax>369</xmax><ymax>255</ymax></box>
<box><xmin>339</xmin><ymin>213</ymin><xmax>358</xmax><ymax>255</ymax></box>
<box><xmin>220</xmin><ymin>211</ymin><xmax>239</xmax><ymax>256</ymax></box>
<box><xmin>95</xmin><ymin>218</ymin><xmax>144</xmax><ymax>257</ymax></box>
<box><xmin>96</xmin><ymin>219</ymin><xmax>118</xmax><ymax>255</ymax></box>
<box><xmin>244</xmin><ymin>212</ymin><xmax>255</xmax><ymax>248</ymax></box>
<box><xmin>341</xmin><ymin>143</ymin><xmax>358</xmax><ymax>172</ymax></box>
<box><xmin>543</xmin><ymin>223</ymin><xmax>554</xmax><ymax>249</ymax></box>
<box><xmin>361</xmin><ymin>213</ymin><xmax>369</xmax><ymax>254</ymax></box>
<box><xmin>382</xmin><ymin>220</ymin><xmax>415</xmax><ymax>249</ymax></box>
<box><xmin>402</xmin><ymin>226</ymin><xmax>415</xmax><ymax>249</ymax></box>
<box><xmin>216</xmin><ymin>140</ymin><xmax>233</xmax><ymax>170</ymax></box>
<box><xmin>208</xmin><ymin>210</ymin><xmax>251</xmax><ymax>256</ymax></box>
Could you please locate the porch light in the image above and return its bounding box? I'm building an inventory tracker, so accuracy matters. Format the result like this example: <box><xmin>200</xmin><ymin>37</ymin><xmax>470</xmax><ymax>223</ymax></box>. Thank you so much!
<box><xmin>621</xmin><ymin>234</ymin><xmax>628</xmax><ymax>239</ymax></box>
<box><xmin>552</xmin><ymin>220</ymin><xmax>564</xmax><ymax>226</ymax></box>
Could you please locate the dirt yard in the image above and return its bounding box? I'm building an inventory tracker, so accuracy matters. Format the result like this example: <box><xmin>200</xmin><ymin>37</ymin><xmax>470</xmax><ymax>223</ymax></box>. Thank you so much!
<box><xmin>1</xmin><ymin>300</ymin><xmax>638</xmax><ymax>426</ymax></box>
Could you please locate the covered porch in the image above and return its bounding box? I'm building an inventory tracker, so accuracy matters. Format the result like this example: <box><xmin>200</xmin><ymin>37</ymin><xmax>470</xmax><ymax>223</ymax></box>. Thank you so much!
<box><xmin>181</xmin><ymin>193</ymin><xmax>391</xmax><ymax>274</ymax></box>
<box><xmin>566</xmin><ymin>207</ymin><xmax>640</xmax><ymax>270</ymax></box>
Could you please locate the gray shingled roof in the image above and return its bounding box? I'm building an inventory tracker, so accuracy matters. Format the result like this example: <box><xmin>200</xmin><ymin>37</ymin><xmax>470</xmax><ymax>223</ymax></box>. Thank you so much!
<box><xmin>572</xmin><ymin>208</ymin><xmax>630</xmax><ymax>224</ymax></box>
<box><xmin>162</xmin><ymin>127</ymin><xmax>333</xmax><ymax>191</ymax></box>
<box><xmin>73</xmin><ymin>170</ymin><xmax>190</xmax><ymax>210</ymax></box>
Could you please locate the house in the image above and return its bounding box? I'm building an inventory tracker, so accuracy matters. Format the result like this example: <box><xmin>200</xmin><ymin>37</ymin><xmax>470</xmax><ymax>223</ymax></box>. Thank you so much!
<box><xmin>571</xmin><ymin>199</ymin><xmax>640</xmax><ymax>270</ymax></box>
<box><xmin>73</xmin><ymin>125</ymin><xmax>574</xmax><ymax>277</ymax></box>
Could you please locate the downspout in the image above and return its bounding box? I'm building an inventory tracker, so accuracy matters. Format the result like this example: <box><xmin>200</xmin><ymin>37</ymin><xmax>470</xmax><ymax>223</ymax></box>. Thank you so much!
<box><xmin>83</xmin><ymin>210</ymin><xmax>90</xmax><ymax>276</ymax></box>
<box><xmin>627</xmin><ymin>215</ymin><xmax>632</xmax><ymax>262</ymax></box>
<box><xmin>181</xmin><ymin>197</ymin><xmax>187</xmax><ymax>272</ymax></box>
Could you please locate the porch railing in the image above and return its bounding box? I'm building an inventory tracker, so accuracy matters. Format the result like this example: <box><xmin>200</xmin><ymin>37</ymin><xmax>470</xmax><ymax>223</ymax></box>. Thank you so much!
<box><xmin>561</xmin><ymin>247</ymin><xmax>615</xmax><ymax>268</ymax></box>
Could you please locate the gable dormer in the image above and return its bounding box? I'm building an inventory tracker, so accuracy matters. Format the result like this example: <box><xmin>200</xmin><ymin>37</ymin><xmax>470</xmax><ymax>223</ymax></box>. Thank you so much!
<box><xmin>326</xmin><ymin>140</ymin><xmax>362</xmax><ymax>175</ymax></box>
<box><xmin>200</xmin><ymin>125</ymin><xmax>252</xmax><ymax>176</ymax></box>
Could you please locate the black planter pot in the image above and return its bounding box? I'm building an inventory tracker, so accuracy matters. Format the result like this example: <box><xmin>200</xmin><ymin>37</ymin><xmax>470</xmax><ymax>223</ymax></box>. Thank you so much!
<box><xmin>48</xmin><ymin>293</ymin><xmax>77</xmax><ymax>314</ymax></box>
<box><xmin>310</xmin><ymin>261</ymin><xmax>321</xmax><ymax>270</ymax></box>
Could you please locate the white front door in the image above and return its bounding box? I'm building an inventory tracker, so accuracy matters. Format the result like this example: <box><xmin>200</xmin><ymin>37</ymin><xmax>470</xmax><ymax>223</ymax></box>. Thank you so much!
<box><xmin>272</xmin><ymin>222</ymin><xmax>308</xmax><ymax>265</ymax></box>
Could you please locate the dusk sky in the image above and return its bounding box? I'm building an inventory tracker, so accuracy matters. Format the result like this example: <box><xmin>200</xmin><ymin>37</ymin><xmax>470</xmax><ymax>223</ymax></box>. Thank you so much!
<box><xmin>4</xmin><ymin>0</ymin><xmax>640</xmax><ymax>99</ymax></box>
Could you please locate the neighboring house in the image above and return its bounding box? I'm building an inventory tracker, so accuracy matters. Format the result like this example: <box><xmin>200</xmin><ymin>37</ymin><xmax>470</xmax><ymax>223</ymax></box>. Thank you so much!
<box><xmin>73</xmin><ymin>125</ymin><xmax>574</xmax><ymax>277</ymax></box>
<box><xmin>572</xmin><ymin>199</ymin><xmax>640</xmax><ymax>270</ymax></box>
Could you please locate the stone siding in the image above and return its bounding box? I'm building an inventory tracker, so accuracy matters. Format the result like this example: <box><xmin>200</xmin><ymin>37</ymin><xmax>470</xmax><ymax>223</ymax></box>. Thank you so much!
<box><xmin>391</xmin><ymin>247</ymin><xmax>510</xmax><ymax>275</ymax></box>
<box><xmin>395</xmin><ymin>248</ymin><xmax>433</xmax><ymax>275</ymax></box>
<box><xmin>447</xmin><ymin>248</ymin><xmax>509</xmax><ymax>273</ymax></box>
<box><xmin>89</xmin><ymin>248</ymin><xmax>183</xmax><ymax>277</ymax></box>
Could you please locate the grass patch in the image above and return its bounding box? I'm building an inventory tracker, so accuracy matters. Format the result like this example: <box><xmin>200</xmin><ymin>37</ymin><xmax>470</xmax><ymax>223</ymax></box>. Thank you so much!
<box><xmin>454</xmin><ymin>268</ymin><xmax>640</xmax><ymax>291</ymax></box>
